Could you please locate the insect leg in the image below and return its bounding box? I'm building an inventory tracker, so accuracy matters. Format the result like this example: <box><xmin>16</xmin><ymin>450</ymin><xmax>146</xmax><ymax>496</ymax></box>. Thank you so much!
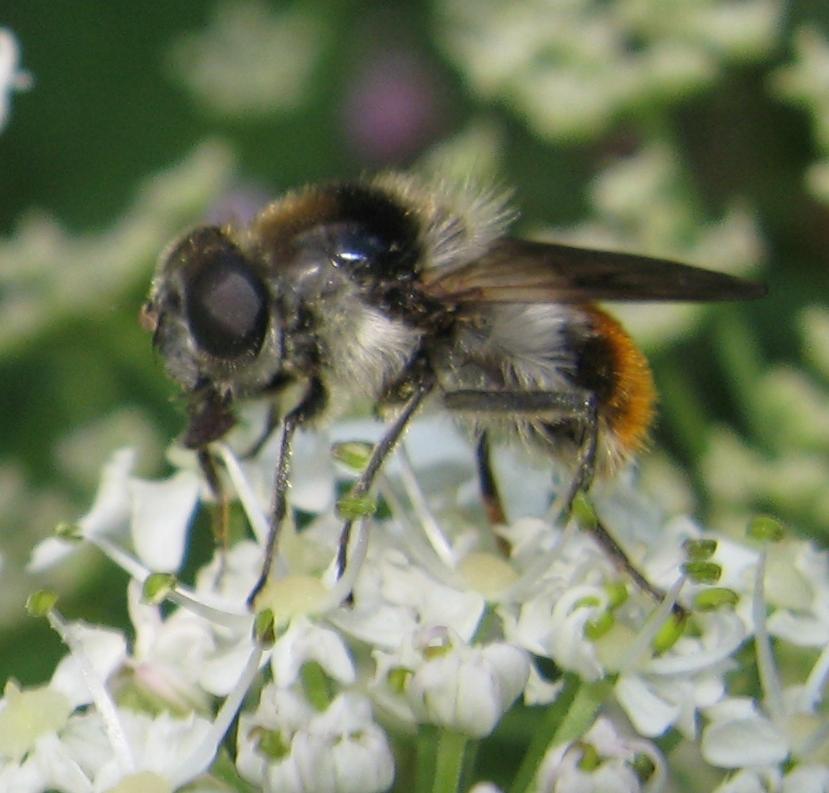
<box><xmin>184</xmin><ymin>388</ymin><xmax>236</xmax><ymax>578</ymax></box>
<box><xmin>196</xmin><ymin>448</ymin><xmax>231</xmax><ymax>576</ymax></box>
<box><xmin>336</xmin><ymin>376</ymin><xmax>434</xmax><ymax>578</ymax></box>
<box><xmin>443</xmin><ymin>389</ymin><xmax>594</xmax><ymax>416</ymax></box>
<box><xmin>476</xmin><ymin>432</ymin><xmax>507</xmax><ymax>525</ymax></box>
<box><xmin>183</xmin><ymin>384</ymin><xmax>236</xmax><ymax>449</ymax></box>
<box><xmin>443</xmin><ymin>388</ymin><xmax>598</xmax><ymax>515</ymax></box>
<box><xmin>248</xmin><ymin>380</ymin><xmax>326</xmax><ymax>607</ymax></box>
<box><xmin>443</xmin><ymin>388</ymin><xmax>680</xmax><ymax>610</ymax></box>
<box><xmin>559</xmin><ymin>396</ymin><xmax>598</xmax><ymax>520</ymax></box>
<box><xmin>581</xmin><ymin>504</ymin><xmax>685</xmax><ymax>616</ymax></box>
<box><xmin>475</xmin><ymin>432</ymin><xmax>513</xmax><ymax>556</ymax></box>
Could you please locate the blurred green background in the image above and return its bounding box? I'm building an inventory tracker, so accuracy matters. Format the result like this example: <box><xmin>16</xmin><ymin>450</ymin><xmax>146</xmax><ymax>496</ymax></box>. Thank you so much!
<box><xmin>1</xmin><ymin>0</ymin><xmax>828</xmax><ymax>684</ymax></box>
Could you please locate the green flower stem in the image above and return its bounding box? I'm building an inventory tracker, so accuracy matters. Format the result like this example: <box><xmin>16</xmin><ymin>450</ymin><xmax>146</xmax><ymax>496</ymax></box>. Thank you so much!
<box><xmin>433</xmin><ymin>730</ymin><xmax>469</xmax><ymax>793</ymax></box>
<box><xmin>415</xmin><ymin>726</ymin><xmax>438</xmax><ymax>793</ymax></box>
<box><xmin>416</xmin><ymin>726</ymin><xmax>472</xmax><ymax>793</ymax></box>
<box><xmin>460</xmin><ymin>738</ymin><xmax>479</xmax><ymax>792</ymax></box>
<box><xmin>509</xmin><ymin>674</ymin><xmax>609</xmax><ymax>793</ymax></box>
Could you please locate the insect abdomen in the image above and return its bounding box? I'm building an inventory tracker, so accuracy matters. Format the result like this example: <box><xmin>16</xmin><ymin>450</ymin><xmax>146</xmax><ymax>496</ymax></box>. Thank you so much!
<box><xmin>574</xmin><ymin>305</ymin><xmax>655</xmax><ymax>463</ymax></box>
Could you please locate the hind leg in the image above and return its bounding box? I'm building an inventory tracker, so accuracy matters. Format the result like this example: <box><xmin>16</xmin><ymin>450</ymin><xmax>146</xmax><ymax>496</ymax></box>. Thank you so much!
<box><xmin>444</xmin><ymin>389</ymin><xmax>681</xmax><ymax>611</ymax></box>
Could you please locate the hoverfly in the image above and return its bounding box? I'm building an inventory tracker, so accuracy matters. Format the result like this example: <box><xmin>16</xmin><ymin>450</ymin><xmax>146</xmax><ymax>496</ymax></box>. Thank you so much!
<box><xmin>141</xmin><ymin>174</ymin><xmax>765</xmax><ymax>604</ymax></box>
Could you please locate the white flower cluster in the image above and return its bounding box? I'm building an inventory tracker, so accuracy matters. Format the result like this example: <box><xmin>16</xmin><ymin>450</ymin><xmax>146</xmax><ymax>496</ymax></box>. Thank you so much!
<box><xmin>7</xmin><ymin>411</ymin><xmax>829</xmax><ymax>791</ymax></box>
<box><xmin>702</xmin><ymin>304</ymin><xmax>829</xmax><ymax>535</ymax></box>
<box><xmin>0</xmin><ymin>142</ymin><xmax>234</xmax><ymax>356</ymax></box>
<box><xmin>437</xmin><ymin>0</ymin><xmax>782</xmax><ymax>141</ymax></box>
<box><xmin>166</xmin><ymin>0</ymin><xmax>324</xmax><ymax>117</ymax></box>
<box><xmin>0</xmin><ymin>28</ymin><xmax>31</xmax><ymax>134</ymax></box>
<box><xmin>773</xmin><ymin>27</ymin><xmax>829</xmax><ymax>204</ymax></box>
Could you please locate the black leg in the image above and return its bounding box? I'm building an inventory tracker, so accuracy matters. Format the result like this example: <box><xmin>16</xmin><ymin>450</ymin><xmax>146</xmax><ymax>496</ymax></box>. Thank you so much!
<box><xmin>183</xmin><ymin>384</ymin><xmax>236</xmax><ymax>449</ymax></box>
<box><xmin>476</xmin><ymin>432</ymin><xmax>507</xmax><ymax>525</ymax></box>
<box><xmin>247</xmin><ymin>381</ymin><xmax>326</xmax><ymax>606</ymax></box>
<box><xmin>443</xmin><ymin>389</ymin><xmax>595</xmax><ymax>416</ymax></box>
<box><xmin>336</xmin><ymin>377</ymin><xmax>434</xmax><ymax>578</ymax></box>
<box><xmin>558</xmin><ymin>395</ymin><xmax>598</xmax><ymax>520</ymax></box>
<box><xmin>476</xmin><ymin>432</ymin><xmax>513</xmax><ymax>556</ymax></box>
<box><xmin>197</xmin><ymin>448</ymin><xmax>230</xmax><ymax>578</ymax></box>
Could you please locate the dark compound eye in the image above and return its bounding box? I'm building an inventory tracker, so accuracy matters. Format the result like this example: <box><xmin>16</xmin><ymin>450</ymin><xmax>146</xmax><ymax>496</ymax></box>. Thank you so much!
<box><xmin>185</xmin><ymin>248</ymin><xmax>268</xmax><ymax>359</ymax></box>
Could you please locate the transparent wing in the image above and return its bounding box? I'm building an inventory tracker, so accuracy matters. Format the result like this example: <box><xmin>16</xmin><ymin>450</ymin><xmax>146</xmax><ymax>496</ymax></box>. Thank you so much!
<box><xmin>421</xmin><ymin>238</ymin><xmax>767</xmax><ymax>304</ymax></box>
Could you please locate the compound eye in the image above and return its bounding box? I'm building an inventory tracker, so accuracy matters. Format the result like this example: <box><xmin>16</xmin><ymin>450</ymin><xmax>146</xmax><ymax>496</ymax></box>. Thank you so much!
<box><xmin>186</xmin><ymin>249</ymin><xmax>268</xmax><ymax>359</ymax></box>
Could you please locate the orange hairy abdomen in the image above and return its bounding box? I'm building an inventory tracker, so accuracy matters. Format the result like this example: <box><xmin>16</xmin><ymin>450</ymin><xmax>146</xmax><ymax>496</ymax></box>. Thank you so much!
<box><xmin>582</xmin><ymin>305</ymin><xmax>656</xmax><ymax>457</ymax></box>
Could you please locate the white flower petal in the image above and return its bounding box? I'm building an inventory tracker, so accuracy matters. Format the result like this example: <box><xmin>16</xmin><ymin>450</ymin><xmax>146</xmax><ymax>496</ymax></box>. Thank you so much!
<box><xmin>58</xmin><ymin>711</ymin><xmax>112</xmax><ymax>784</ymax></box>
<box><xmin>306</xmin><ymin>694</ymin><xmax>394</xmax><ymax>793</ymax></box>
<box><xmin>30</xmin><ymin>450</ymin><xmax>136</xmax><ymax>572</ymax></box>
<box><xmin>0</xmin><ymin>29</ymin><xmax>30</xmax><ymax>132</ymax></box>
<box><xmin>523</xmin><ymin>662</ymin><xmax>564</xmax><ymax>706</ymax></box>
<box><xmin>645</xmin><ymin>611</ymin><xmax>746</xmax><ymax>675</ymax></box>
<box><xmin>79</xmin><ymin>448</ymin><xmax>135</xmax><ymax>538</ymax></box>
<box><xmin>329</xmin><ymin>602</ymin><xmax>418</xmax><ymax>651</ymax></box>
<box><xmin>507</xmin><ymin>582</ymin><xmax>608</xmax><ymax>682</ymax></box>
<box><xmin>590</xmin><ymin>763</ymin><xmax>642</xmax><ymax>793</ymax></box>
<box><xmin>768</xmin><ymin>610</ymin><xmax>829</xmax><ymax>647</ymax></box>
<box><xmin>781</xmin><ymin>764</ymin><xmax>829</xmax><ymax>793</ymax></box>
<box><xmin>34</xmin><ymin>731</ymin><xmax>98</xmax><ymax>793</ymax></box>
<box><xmin>407</xmin><ymin>641</ymin><xmax>529</xmax><ymax>737</ymax></box>
<box><xmin>199</xmin><ymin>640</ymin><xmax>257</xmax><ymax>697</ymax></box>
<box><xmin>713</xmin><ymin>536</ymin><xmax>761</xmax><ymax>592</ymax></box>
<box><xmin>130</xmin><ymin>470</ymin><xmax>200</xmax><ymax>572</ymax></box>
<box><xmin>713</xmin><ymin>768</ymin><xmax>780</xmax><ymax>793</ymax></box>
<box><xmin>0</xmin><ymin>684</ymin><xmax>73</xmax><ymax>762</ymax></box>
<box><xmin>379</xmin><ymin>553</ymin><xmax>485</xmax><ymax>642</ymax></box>
<box><xmin>50</xmin><ymin>624</ymin><xmax>127</xmax><ymax>708</ymax></box>
<box><xmin>238</xmin><ymin>690</ymin><xmax>392</xmax><ymax>793</ymax></box>
<box><xmin>290</xmin><ymin>430</ymin><xmax>336</xmax><ymax>513</ymax></box>
<box><xmin>544</xmin><ymin>586</ymin><xmax>607</xmax><ymax>681</ymax></box>
<box><xmin>481</xmin><ymin>643</ymin><xmax>531</xmax><ymax>710</ymax></box>
<box><xmin>143</xmin><ymin>713</ymin><xmax>214</xmax><ymax>788</ymax></box>
<box><xmin>705</xmin><ymin>697</ymin><xmax>758</xmax><ymax>722</ymax></box>
<box><xmin>0</xmin><ymin>758</ymin><xmax>51</xmax><ymax>793</ymax></box>
<box><xmin>616</xmin><ymin>674</ymin><xmax>679</xmax><ymax>737</ymax></box>
<box><xmin>702</xmin><ymin>714</ymin><xmax>789</xmax><ymax>768</ymax></box>
<box><xmin>537</xmin><ymin>716</ymin><xmax>657</xmax><ymax>793</ymax></box>
<box><xmin>270</xmin><ymin>618</ymin><xmax>355</xmax><ymax>688</ymax></box>
<box><xmin>27</xmin><ymin>536</ymin><xmax>78</xmax><ymax>573</ymax></box>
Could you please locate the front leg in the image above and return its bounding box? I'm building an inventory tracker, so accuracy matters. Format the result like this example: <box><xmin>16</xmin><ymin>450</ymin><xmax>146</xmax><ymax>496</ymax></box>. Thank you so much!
<box><xmin>248</xmin><ymin>379</ymin><xmax>326</xmax><ymax>606</ymax></box>
<box><xmin>184</xmin><ymin>386</ymin><xmax>237</xmax><ymax>569</ymax></box>
<box><xmin>196</xmin><ymin>448</ymin><xmax>231</xmax><ymax>558</ymax></box>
